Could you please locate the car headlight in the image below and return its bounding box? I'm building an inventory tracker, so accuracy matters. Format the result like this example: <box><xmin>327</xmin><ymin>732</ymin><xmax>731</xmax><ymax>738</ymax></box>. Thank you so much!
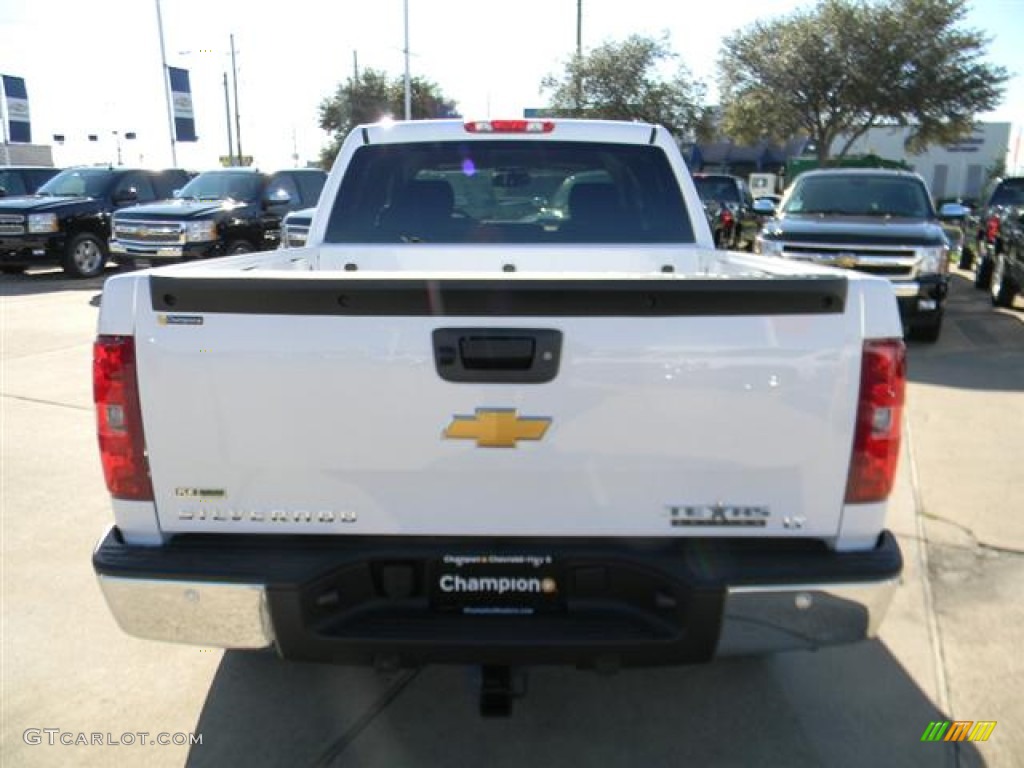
<box><xmin>757</xmin><ymin>236</ymin><xmax>785</xmax><ymax>256</ymax></box>
<box><xmin>918</xmin><ymin>246</ymin><xmax>948</xmax><ymax>274</ymax></box>
<box><xmin>27</xmin><ymin>213</ymin><xmax>59</xmax><ymax>234</ymax></box>
<box><xmin>185</xmin><ymin>221</ymin><xmax>218</xmax><ymax>242</ymax></box>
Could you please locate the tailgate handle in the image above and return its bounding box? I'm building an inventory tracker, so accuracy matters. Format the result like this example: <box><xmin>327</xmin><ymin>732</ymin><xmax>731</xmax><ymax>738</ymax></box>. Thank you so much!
<box><xmin>433</xmin><ymin>328</ymin><xmax>562</xmax><ymax>383</ymax></box>
<box><xmin>460</xmin><ymin>336</ymin><xmax>535</xmax><ymax>370</ymax></box>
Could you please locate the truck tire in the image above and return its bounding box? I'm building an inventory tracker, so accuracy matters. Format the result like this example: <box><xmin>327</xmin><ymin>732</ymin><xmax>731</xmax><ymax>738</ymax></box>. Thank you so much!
<box><xmin>974</xmin><ymin>257</ymin><xmax>993</xmax><ymax>290</ymax></box>
<box><xmin>958</xmin><ymin>244</ymin><xmax>974</xmax><ymax>270</ymax></box>
<box><xmin>63</xmin><ymin>233</ymin><xmax>107</xmax><ymax>278</ymax></box>
<box><xmin>909</xmin><ymin>312</ymin><xmax>943</xmax><ymax>343</ymax></box>
<box><xmin>227</xmin><ymin>240</ymin><xmax>255</xmax><ymax>255</ymax></box>
<box><xmin>990</xmin><ymin>254</ymin><xmax>1018</xmax><ymax>308</ymax></box>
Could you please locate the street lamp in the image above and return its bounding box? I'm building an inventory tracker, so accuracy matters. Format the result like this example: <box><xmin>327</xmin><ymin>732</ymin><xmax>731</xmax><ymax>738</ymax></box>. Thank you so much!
<box><xmin>177</xmin><ymin>39</ymin><xmax>242</xmax><ymax>166</ymax></box>
<box><xmin>111</xmin><ymin>131</ymin><xmax>137</xmax><ymax>166</ymax></box>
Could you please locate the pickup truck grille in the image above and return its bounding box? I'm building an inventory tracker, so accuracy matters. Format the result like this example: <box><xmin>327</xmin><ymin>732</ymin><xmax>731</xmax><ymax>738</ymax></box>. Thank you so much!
<box><xmin>112</xmin><ymin>220</ymin><xmax>184</xmax><ymax>246</ymax></box>
<box><xmin>780</xmin><ymin>244</ymin><xmax>918</xmax><ymax>278</ymax></box>
<box><xmin>0</xmin><ymin>214</ymin><xmax>25</xmax><ymax>235</ymax></box>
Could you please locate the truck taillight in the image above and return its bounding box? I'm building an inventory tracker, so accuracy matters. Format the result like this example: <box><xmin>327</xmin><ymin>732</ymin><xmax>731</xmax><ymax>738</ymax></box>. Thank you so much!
<box><xmin>845</xmin><ymin>339</ymin><xmax>906</xmax><ymax>504</ymax></box>
<box><xmin>93</xmin><ymin>335</ymin><xmax>153</xmax><ymax>501</ymax></box>
<box><xmin>986</xmin><ymin>215</ymin><xmax>1000</xmax><ymax>243</ymax></box>
<box><xmin>720</xmin><ymin>209</ymin><xmax>734</xmax><ymax>227</ymax></box>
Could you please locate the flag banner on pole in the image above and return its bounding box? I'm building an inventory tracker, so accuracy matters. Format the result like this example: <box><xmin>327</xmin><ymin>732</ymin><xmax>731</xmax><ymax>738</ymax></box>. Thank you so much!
<box><xmin>2</xmin><ymin>75</ymin><xmax>32</xmax><ymax>143</ymax></box>
<box><xmin>168</xmin><ymin>67</ymin><xmax>197</xmax><ymax>142</ymax></box>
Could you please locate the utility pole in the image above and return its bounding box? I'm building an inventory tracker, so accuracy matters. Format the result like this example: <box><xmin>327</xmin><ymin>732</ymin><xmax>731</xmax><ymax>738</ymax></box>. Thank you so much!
<box><xmin>403</xmin><ymin>0</ymin><xmax>411</xmax><ymax>120</ymax></box>
<box><xmin>230</xmin><ymin>33</ymin><xmax>243</xmax><ymax>166</ymax></box>
<box><xmin>353</xmin><ymin>50</ymin><xmax>359</xmax><ymax>82</ymax></box>
<box><xmin>155</xmin><ymin>0</ymin><xmax>177</xmax><ymax>166</ymax></box>
<box><xmin>575</xmin><ymin>0</ymin><xmax>583</xmax><ymax>116</ymax></box>
<box><xmin>222</xmin><ymin>72</ymin><xmax>234</xmax><ymax>163</ymax></box>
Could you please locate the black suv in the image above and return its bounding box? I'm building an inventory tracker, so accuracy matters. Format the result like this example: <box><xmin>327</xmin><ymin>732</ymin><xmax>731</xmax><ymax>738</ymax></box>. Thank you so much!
<box><xmin>109</xmin><ymin>168</ymin><xmax>326</xmax><ymax>265</ymax></box>
<box><xmin>0</xmin><ymin>167</ymin><xmax>191</xmax><ymax>277</ymax></box>
<box><xmin>756</xmin><ymin>169</ymin><xmax>951</xmax><ymax>342</ymax></box>
<box><xmin>0</xmin><ymin>166</ymin><xmax>61</xmax><ymax>198</ymax></box>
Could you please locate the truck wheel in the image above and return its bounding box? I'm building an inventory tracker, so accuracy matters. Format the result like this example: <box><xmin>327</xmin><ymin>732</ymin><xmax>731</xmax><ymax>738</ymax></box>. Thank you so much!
<box><xmin>63</xmin><ymin>233</ymin><xmax>107</xmax><ymax>278</ymax></box>
<box><xmin>974</xmin><ymin>257</ymin><xmax>993</xmax><ymax>290</ymax></box>
<box><xmin>990</xmin><ymin>255</ymin><xmax>1017</xmax><ymax>308</ymax></box>
<box><xmin>958</xmin><ymin>244</ymin><xmax>974</xmax><ymax>270</ymax></box>
<box><xmin>909</xmin><ymin>312</ymin><xmax>943</xmax><ymax>343</ymax></box>
<box><xmin>226</xmin><ymin>240</ymin><xmax>254</xmax><ymax>255</ymax></box>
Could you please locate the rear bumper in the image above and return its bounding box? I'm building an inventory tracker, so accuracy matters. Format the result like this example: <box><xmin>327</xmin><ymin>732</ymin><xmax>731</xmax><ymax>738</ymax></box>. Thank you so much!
<box><xmin>93</xmin><ymin>526</ymin><xmax>901</xmax><ymax>667</ymax></box>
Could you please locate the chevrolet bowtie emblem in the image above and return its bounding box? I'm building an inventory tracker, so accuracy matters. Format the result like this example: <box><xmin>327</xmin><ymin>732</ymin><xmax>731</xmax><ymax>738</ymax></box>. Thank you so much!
<box><xmin>444</xmin><ymin>409</ymin><xmax>552</xmax><ymax>448</ymax></box>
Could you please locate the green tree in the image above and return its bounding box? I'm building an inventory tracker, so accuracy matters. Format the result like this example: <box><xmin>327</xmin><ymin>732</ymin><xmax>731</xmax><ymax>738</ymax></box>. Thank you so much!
<box><xmin>318</xmin><ymin>69</ymin><xmax>458</xmax><ymax>168</ymax></box>
<box><xmin>718</xmin><ymin>0</ymin><xmax>1009</xmax><ymax>163</ymax></box>
<box><xmin>541</xmin><ymin>34</ymin><xmax>707</xmax><ymax>137</ymax></box>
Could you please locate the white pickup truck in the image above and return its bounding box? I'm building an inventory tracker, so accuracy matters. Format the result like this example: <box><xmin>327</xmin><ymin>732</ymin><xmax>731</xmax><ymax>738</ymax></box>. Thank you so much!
<box><xmin>92</xmin><ymin>119</ymin><xmax>904</xmax><ymax>711</ymax></box>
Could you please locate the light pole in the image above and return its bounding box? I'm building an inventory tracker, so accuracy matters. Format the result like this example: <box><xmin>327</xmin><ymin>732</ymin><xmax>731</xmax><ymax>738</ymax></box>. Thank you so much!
<box><xmin>403</xmin><ymin>0</ymin><xmax>411</xmax><ymax>120</ymax></box>
<box><xmin>154</xmin><ymin>0</ymin><xmax>177</xmax><ymax>166</ymax></box>
<box><xmin>575</xmin><ymin>0</ymin><xmax>583</xmax><ymax>116</ymax></box>
<box><xmin>230</xmin><ymin>34</ymin><xmax>243</xmax><ymax>166</ymax></box>
<box><xmin>223</xmin><ymin>72</ymin><xmax>234</xmax><ymax>163</ymax></box>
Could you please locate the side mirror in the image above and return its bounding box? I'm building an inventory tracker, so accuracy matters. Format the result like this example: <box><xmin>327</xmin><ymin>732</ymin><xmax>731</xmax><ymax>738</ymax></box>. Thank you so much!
<box><xmin>114</xmin><ymin>188</ymin><xmax>138</xmax><ymax>205</ymax></box>
<box><xmin>264</xmin><ymin>191</ymin><xmax>292</xmax><ymax>207</ymax></box>
<box><xmin>172</xmin><ymin>188</ymin><xmax>183</xmax><ymax>199</ymax></box>
<box><xmin>753</xmin><ymin>198</ymin><xmax>777</xmax><ymax>215</ymax></box>
<box><xmin>938</xmin><ymin>202</ymin><xmax>969</xmax><ymax>219</ymax></box>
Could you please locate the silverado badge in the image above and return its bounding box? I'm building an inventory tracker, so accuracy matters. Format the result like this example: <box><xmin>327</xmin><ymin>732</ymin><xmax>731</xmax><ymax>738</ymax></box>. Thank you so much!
<box><xmin>444</xmin><ymin>409</ymin><xmax>551</xmax><ymax>448</ymax></box>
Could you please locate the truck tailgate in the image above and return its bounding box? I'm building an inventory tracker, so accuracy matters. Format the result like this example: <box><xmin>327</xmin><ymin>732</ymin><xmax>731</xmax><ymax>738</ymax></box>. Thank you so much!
<box><xmin>134</xmin><ymin>272</ymin><xmax>862</xmax><ymax>539</ymax></box>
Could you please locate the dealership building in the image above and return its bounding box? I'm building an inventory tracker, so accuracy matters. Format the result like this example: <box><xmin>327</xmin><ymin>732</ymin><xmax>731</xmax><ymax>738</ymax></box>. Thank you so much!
<box><xmin>829</xmin><ymin>122</ymin><xmax>1022</xmax><ymax>201</ymax></box>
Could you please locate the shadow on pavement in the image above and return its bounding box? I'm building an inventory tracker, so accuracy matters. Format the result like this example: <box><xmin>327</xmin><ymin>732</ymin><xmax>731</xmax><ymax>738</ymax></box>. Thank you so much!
<box><xmin>186</xmin><ymin>642</ymin><xmax>984</xmax><ymax>768</ymax></box>
<box><xmin>906</xmin><ymin>272</ymin><xmax>1024</xmax><ymax>393</ymax></box>
<box><xmin>0</xmin><ymin>266</ymin><xmax>118</xmax><ymax>297</ymax></box>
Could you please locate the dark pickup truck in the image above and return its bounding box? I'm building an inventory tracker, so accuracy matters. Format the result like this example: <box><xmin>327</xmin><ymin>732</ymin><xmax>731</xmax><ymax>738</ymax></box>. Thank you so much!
<box><xmin>756</xmin><ymin>168</ymin><xmax>952</xmax><ymax>342</ymax></box>
<box><xmin>970</xmin><ymin>177</ymin><xmax>1024</xmax><ymax>298</ymax></box>
<box><xmin>984</xmin><ymin>199</ymin><xmax>1024</xmax><ymax>308</ymax></box>
<box><xmin>109</xmin><ymin>168</ymin><xmax>326</xmax><ymax>264</ymax></box>
<box><xmin>692</xmin><ymin>173</ymin><xmax>758</xmax><ymax>251</ymax></box>
<box><xmin>0</xmin><ymin>167</ymin><xmax>191</xmax><ymax>277</ymax></box>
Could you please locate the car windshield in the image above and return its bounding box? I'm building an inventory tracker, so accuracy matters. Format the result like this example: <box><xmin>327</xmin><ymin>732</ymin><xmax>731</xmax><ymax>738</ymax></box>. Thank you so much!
<box><xmin>693</xmin><ymin>177</ymin><xmax>741</xmax><ymax>204</ymax></box>
<box><xmin>324</xmin><ymin>140</ymin><xmax>693</xmax><ymax>244</ymax></box>
<box><xmin>177</xmin><ymin>172</ymin><xmax>264</xmax><ymax>202</ymax></box>
<box><xmin>36</xmin><ymin>169</ymin><xmax>112</xmax><ymax>198</ymax></box>
<box><xmin>783</xmin><ymin>175</ymin><xmax>933</xmax><ymax>218</ymax></box>
<box><xmin>990</xmin><ymin>180</ymin><xmax>1024</xmax><ymax>206</ymax></box>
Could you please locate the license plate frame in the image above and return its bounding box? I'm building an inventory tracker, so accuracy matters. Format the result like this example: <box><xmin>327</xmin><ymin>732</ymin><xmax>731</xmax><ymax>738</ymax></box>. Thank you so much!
<box><xmin>431</xmin><ymin>553</ymin><xmax>564</xmax><ymax>615</ymax></box>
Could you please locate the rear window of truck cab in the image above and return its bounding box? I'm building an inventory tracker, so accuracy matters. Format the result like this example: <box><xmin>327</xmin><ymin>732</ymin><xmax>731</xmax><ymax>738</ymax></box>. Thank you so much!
<box><xmin>323</xmin><ymin>141</ymin><xmax>694</xmax><ymax>244</ymax></box>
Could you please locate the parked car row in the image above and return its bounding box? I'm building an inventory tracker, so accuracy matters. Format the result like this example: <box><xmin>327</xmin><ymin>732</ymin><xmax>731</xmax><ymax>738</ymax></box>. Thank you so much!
<box><xmin>961</xmin><ymin>176</ymin><xmax>1024</xmax><ymax>307</ymax></box>
<box><xmin>0</xmin><ymin>165</ymin><xmax>326</xmax><ymax>278</ymax></box>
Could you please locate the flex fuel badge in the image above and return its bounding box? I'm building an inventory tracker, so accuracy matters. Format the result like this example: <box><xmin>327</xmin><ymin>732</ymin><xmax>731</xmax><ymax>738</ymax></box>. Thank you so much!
<box><xmin>158</xmin><ymin>314</ymin><xmax>204</xmax><ymax>326</ymax></box>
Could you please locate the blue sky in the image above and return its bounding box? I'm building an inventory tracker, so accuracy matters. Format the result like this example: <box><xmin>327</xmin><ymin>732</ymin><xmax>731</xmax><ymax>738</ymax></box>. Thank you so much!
<box><xmin>0</xmin><ymin>0</ymin><xmax>1020</xmax><ymax>171</ymax></box>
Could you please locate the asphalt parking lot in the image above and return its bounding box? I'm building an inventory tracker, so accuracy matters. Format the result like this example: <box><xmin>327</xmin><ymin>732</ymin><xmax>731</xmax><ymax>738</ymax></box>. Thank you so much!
<box><xmin>2</xmin><ymin>266</ymin><xmax>1022</xmax><ymax>767</ymax></box>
